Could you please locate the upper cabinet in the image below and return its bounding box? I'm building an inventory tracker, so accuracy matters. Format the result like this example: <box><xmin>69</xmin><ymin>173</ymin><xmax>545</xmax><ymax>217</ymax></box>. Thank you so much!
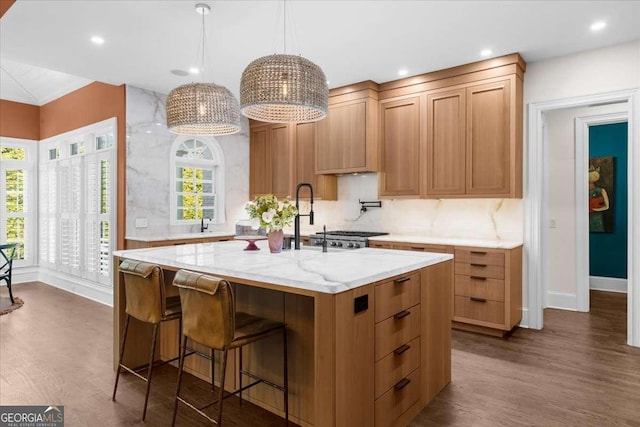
<box><xmin>249</xmin><ymin>121</ymin><xmax>336</xmax><ymax>201</ymax></box>
<box><xmin>378</xmin><ymin>53</ymin><xmax>525</xmax><ymax>199</ymax></box>
<box><xmin>316</xmin><ymin>82</ymin><xmax>379</xmax><ymax>174</ymax></box>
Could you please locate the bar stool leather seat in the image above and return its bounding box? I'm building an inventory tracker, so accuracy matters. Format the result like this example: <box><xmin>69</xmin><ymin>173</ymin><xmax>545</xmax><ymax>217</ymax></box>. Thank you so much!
<box><xmin>171</xmin><ymin>269</ymin><xmax>288</xmax><ymax>426</ymax></box>
<box><xmin>112</xmin><ymin>259</ymin><xmax>183</xmax><ymax>421</ymax></box>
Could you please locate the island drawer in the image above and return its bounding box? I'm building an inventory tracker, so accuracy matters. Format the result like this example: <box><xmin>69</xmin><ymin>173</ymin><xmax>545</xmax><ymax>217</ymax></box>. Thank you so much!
<box><xmin>455</xmin><ymin>275</ymin><xmax>505</xmax><ymax>302</ymax></box>
<box><xmin>374</xmin><ymin>337</ymin><xmax>420</xmax><ymax>399</ymax></box>
<box><xmin>375</xmin><ymin>304</ymin><xmax>421</xmax><ymax>361</ymax></box>
<box><xmin>374</xmin><ymin>272</ymin><xmax>420</xmax><ymax>323</ymax></box>
<box><xmin>454</xmin><ymin>248</ymin><xmax>504</xmax><ymax>266</ymax></box>
<box><xmin>455</xmin><ymin>262</ymin><xmax>504</xmax><ymax>279</ymax></box>
<box><xmin>454</xmin><ymin>295</ymin><xmax>505</xmax><ymax>325</ymax></box>
<box><xmin>374</xmin><ymin>368</ymin><xmax>420</xmax><ymax>427</ymax></box>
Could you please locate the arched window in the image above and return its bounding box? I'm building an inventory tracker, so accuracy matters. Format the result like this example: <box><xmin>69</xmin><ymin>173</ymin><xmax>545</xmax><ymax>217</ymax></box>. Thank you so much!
<box><xmin>170</xmin><ymin>136</ymin><xmax>226</xmax><ymax>225</ymax></box>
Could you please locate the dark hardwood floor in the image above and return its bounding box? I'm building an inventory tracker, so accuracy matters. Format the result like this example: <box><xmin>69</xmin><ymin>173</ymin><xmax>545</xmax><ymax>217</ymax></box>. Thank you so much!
<box><xmin>2</xmin><ymin>282</ymin><xmax>639</xmax><ymax>426</ymax></box>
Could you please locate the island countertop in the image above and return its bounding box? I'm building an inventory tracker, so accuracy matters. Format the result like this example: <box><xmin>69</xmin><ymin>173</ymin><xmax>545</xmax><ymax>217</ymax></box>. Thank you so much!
<box><xmin>113</xmin><ymin>240</ymin><xmax>452</xmax><ymax>294</ymax></box>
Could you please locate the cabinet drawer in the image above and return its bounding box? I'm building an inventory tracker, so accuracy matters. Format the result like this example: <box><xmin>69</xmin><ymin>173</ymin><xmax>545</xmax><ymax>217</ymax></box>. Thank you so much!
<box><xmin>374</xmin><ymin>368</ymin><xmax>420</xmax><ymax>427</ymax></box>
<box><xmin>455</xmin><ymin>275</ymin><xmax>505</xmax><ymax>302</ymax></box>
<box><xmin>454</xmin><ymin>295</ymin><xmax>505</xmax><ymax>325</ymax></box>
<box><xmin>375</xmin><ymin>305</ymin><xmax>420</xmax><ymax>361</ymax></box>
<box><xmin>391</xmin><ymin>243</ymin><xmax>448</xmax><ymax>253</ymax></box>
<box><xmin>455</xmin><ymin>262</ymin><xmax>504</xmax><ymax>279</ymax></box>
<box><xmin>374</xmin><ymin>337</ymin><xmax>420</xmax><ymax>399</ymax></box>
<box><xmin>375</xmin><ymin>272</ymin><xmax>420</xmax><ymax>323</ymax></box>
<box><xmin>455</xmin><ymin>248</ymin><xmax>504</xmax><ymax>266</ymax></box>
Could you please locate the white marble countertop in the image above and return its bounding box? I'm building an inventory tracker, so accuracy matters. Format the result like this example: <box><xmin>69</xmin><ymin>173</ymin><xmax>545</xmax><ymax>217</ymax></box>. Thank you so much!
<box><xmin>368</xmin><ymin>234</ymin><xmax>523</xmax><ymax>249</ymax></box>
<box><xmin>124</xmin><ymin>231</ymin><xmax>234</xmax><ymax>242</ymax></box>
<box><xmin>113</xmin><ymin>240</ymin><xmax>453</xmax><ymax>294</ymax></box>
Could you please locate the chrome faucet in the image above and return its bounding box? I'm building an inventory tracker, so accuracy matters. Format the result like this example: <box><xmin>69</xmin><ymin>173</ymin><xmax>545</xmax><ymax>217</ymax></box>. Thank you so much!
<box><xmin>294</xmin><ymin>183</ymin><xmax>314</xmax><ymax>250</ymax></box>
<box><xmin>200</xmin><ymin>217</ymin><xmax>212</xmax><ymax>233</ymax></box>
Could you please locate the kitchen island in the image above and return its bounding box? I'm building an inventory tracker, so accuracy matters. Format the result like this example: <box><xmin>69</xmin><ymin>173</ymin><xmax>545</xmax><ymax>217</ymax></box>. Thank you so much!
<box><xmin>113</xmin><ymin>241</ymin><xmax>453</xmax><ymax>427</ymax></box>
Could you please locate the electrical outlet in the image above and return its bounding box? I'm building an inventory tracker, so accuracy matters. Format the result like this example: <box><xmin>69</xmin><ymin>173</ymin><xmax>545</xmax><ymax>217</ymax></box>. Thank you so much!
<box><xmin>549</xmin><ymin>219</ymin><xmax>557</xmax><ymax>228</ymax></box>
<box><xmin>135</xmin><ymin>218</ymin><xmax>148</xmax><ymax>228</ymax></box>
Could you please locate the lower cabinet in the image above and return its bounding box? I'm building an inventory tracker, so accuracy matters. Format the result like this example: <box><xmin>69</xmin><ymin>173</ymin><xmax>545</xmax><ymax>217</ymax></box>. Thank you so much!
<box><xmin>368</xmin><ymin>240</ymin><xmax>523</xmax><ymax>337</ymax></box>
<box><xmin>125</xmin><ymin>234</ymin><xmax>234</xmax><ymax>249</ymax></box>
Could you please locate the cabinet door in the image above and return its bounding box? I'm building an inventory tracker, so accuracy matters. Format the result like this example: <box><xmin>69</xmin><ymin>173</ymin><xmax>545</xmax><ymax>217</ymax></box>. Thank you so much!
<box><xmin>249</xmin><ymin>125</ymin><xmax>271</xmax><ymax>199</ymax></box>
<box><xmin>379</xmin><ymin>96</ymin><xmax>421</xmax><ymax>197</ymax></box>
<box><xmin>316</xmin><ymin>100</ymin><xmax>367</xmax><ymax>172</ymax></box>
<box><xmin>426</xmin><ymin>89</ymin><xmax>466</xmax><ymax>196</ymax></box>
<box><xmin>466</xmin><ymin>80</ymin><xmax>511</xmax><ymax>195</ymax></box>
<box><xmin>270</xmin><ymin>124</ymin><xmax>294</xmax><ymax>199</ymax></box>
<box><xmin>296</xmin><ymin>123</ymin><xmax>337</xmax><ymax>200</ymax></box>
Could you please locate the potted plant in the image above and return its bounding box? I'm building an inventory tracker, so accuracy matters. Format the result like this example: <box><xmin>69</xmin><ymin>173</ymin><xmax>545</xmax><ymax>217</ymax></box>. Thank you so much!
<box><xmin>245</xmin><ymin>194</ymin><xmax>298</xmax><ymax>253</ymax></box>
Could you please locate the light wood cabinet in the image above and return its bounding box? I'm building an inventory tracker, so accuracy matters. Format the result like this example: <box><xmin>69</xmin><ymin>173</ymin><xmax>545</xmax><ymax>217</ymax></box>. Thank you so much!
<box><xmin>316</xmin><ymin>81</ymin><xmax>379</xmax><ymax>174</ymax></box>
<box><xmin>125</xmin><ymin>234</ymin><xmax>234</xmax><ymax>249</ymax></box>
<box><xmin>377</xmin><ymin>54</ymin><xmax>524</xmax><ymax>199</ymax></box>
<box><xmin>378</xmin><ymin>96</ymin><xmax>421</xmax><ymax>198</ymax></box>
<box><xmin>249</xmin><ymin>121</ymin><xmax>336</xmax><ymax>200</ymax></box>
<box><xmin>452</xmin><ymin>245</ymin><xmax>522</xmax><ymax>336</ymax></box>
<box><xmin>426</xmin><ymin>89</ymin><xmax>466</xmax><ymax>196</ymax></box>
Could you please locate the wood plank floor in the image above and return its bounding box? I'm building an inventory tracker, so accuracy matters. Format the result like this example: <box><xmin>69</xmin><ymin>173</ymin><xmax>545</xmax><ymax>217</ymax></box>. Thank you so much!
<box><xmin>2</xmin><ymin>282</ymin><xmax>639</xmax><ymax>426</ymax></box>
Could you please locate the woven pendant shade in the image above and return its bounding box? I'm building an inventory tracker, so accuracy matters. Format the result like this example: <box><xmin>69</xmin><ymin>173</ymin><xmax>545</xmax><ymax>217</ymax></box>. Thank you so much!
<box><xmin>166</xmin><ymin>83</ymin><xmax>241</xmax><ymax>136</ymax></box>
<box><xmin>240</xmin><ymin>54</ymin><xmax>328</xmax><ymax>123</ymax></box>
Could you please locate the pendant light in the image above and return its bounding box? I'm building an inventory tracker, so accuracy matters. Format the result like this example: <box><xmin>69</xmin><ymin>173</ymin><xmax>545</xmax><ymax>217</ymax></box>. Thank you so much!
<box><xmin>166</xmin><ymin>3</ymin><xmax>240</xmax><ymax>136</ymax></box>
<box><xmin>240</xmin><ymin>1</ymin><xmax>328</xmax><ymax>123</ymax></box>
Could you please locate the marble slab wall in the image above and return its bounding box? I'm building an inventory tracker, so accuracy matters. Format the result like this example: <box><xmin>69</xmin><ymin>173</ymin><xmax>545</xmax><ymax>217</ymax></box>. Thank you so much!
<box><xmin>125</xmin><ymin>85</ymin><xmax>248</xmax><ymax>238</ymax></box>
<box><xmin>286</xmin><ymin>174</ymin><xmax>524</xmax><ymax>242</ymax></box>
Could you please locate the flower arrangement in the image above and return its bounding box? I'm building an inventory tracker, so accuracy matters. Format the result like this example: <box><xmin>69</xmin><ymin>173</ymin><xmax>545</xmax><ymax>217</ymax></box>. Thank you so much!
<box><xmin>245</xmin><ymin>194</ymin><xmax>298</xmax><ymax>232</ymax></box>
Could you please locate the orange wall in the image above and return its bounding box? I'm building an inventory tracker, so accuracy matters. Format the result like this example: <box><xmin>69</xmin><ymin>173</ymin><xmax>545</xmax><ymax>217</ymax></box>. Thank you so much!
<box><xmin>0</xmin><ymin>0</ymin><xmax>16</xmax><ymax>19</ymax></box>
<box><xmin>40</xmin><ymin>81</ymin><xmax>127</xmax><ymax>250</ymax></box>
<box><xmin>0</xmin><ymin>99</ymin><xmax>40</xmax><ymax>140</ymax></box>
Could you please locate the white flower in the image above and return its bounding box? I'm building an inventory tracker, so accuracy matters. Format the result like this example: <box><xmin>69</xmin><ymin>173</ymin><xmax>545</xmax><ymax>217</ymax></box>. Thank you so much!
<box><xmin>250</xmin><ymin>217</ymin><xmax>261</xmax><ymax>230</ymax></box>
<box><xmin>262</xmin><ymin>208</ymin><xmax>276</xmax><ymax>223</ymax></box>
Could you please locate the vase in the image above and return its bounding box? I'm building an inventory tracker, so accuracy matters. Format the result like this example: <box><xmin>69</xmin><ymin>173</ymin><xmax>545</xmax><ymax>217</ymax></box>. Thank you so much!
<box><xmin>267</xmin><ymin>229</ymin><xmax>284</xmax><ymax>253</ymax></box>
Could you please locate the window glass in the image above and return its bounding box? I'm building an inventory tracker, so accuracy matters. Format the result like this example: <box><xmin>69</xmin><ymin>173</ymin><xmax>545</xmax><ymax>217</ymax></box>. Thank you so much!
<box><xmin>49</xmin><ymin>148</ymin><xmax>59</xmax><ymax>160</ymax></box>
<box><xmin>1</xmin><ymin>147</ymin><xmax>25</xmax><ymax>160</ymax></box>
<box><xmin>96</xmin><ymin>133</ymin><xmax>114</xmax><ymax>150</ymax></box>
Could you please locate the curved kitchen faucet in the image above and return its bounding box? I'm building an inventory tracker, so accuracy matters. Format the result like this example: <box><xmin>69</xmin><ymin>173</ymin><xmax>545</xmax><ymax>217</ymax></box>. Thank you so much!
<box><xmin>294</xmin><ymin>183</ymin><xmax>314</xmax><ymax>250</ymax></box>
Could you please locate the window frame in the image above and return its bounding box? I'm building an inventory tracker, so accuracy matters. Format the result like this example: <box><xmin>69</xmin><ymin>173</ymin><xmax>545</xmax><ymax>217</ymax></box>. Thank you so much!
<box><xmin>0</xmin><ymin>137</ymin><xmax>38</xmax><ymax>268</ymax></box>
<box><xmin>169</xmin><ymin>136</ymin><xmax>226</xmax><ymax>226</ymax></box>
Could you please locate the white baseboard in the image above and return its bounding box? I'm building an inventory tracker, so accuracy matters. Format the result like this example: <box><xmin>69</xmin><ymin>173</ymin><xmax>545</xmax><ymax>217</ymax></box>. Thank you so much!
<box><xmin>38</xmin><ymin>269</ymin><xmax>113</xmax><ymax>307</ymax></box>
<box><xmin>519</xmin><ymin>307</ymin><xmax>530</xmax><ymax>329</ymax></box>
<box><xmin>590</xmin><ymin>276</ymin><xmax>628</xmax><ymax>293</ymax></box>
<box><xmin>11</xmin><ymin>266</ymin><xmax>40</xmax><ymax>283</ymax></box>
<box><xmin>546</xmin><ymin>291</ymin><xmax>577</xmax><ymax>311</ymax></box>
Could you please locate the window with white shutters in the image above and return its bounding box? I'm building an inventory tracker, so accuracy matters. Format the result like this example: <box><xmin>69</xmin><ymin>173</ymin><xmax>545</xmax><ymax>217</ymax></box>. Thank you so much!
<box><xmin>0</xmin><ymin>139</ymin><xmax>37</xmax><ymax>267</ymax></box>
<box><xmin>39</xmin><ymin>119</ymin><xmax>116</xmax><ymax>288</ymax></box>
<box><xmin>170</xmin><ymin>136</ymin><xmax>226</xmax><ymax>225</ymax></box>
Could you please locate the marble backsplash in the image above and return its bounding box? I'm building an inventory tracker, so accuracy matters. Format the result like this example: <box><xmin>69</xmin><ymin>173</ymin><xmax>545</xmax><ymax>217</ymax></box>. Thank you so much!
<box><xmin>283</xmin><ymin>174</ymin><xmax>523</xmax><ymax>242</ymax></box>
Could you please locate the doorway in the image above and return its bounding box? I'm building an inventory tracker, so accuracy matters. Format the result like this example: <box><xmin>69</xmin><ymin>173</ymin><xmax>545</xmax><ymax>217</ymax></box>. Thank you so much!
<box><xmin>526</xmin><ymin>88</ymin><xmax>640</xmax><ymax>347</ymax></box>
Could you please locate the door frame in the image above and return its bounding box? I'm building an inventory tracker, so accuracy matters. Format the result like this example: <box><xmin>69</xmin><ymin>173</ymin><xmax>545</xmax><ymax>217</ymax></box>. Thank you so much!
<box><xmin>526</xmin><ymin>88</ymin><xmax>640</xmax><ymax>347</ymax></box>
<box><xmin>575</xmin><ymin>112</ymin><xmax>629</xmax><ymax>312</ymax></box>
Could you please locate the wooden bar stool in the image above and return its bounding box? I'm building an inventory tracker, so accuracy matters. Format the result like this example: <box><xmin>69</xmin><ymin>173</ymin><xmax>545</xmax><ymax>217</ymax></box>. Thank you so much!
<box><xmin>112</xmin><ymin>259</ymin><xmax>183</xmax><ymax>421</ymax></box>
<box><xmin>171</xmin><ymin>269</ymin><xmax>288</xmax><ymax>426</ymax></box>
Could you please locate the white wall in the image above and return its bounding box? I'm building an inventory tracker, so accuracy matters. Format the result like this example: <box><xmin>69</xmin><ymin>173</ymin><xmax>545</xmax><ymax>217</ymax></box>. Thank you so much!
<box><xmin>545</xmin><ymin>103</ymin><xmax>627</xmax><ymax>309</ymax></box>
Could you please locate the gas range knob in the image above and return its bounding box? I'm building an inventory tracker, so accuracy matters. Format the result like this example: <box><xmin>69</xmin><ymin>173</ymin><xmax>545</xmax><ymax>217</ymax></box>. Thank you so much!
<box><xmin>314</xmin><ymin>240</ymin><xmax>323</xmax><ymax>246</ymax></box>
<box><xmin>347</xmin><ymin>243</ymin><xmax>354</xmax><ymax>248</ymax></box>
<box><xmin>353</xmin><ymin>243</ymin><xmax>361</xmax><ymax>248</ymax></box>
<box><xmin>337</xmin><ymin>242</ymin><xmax>343</xmax><ymax>247</ymax></box>
<box><xmin>330</xmin><ymin>241</ymin><xmax>337</xmax><ymax>247</ymax></box>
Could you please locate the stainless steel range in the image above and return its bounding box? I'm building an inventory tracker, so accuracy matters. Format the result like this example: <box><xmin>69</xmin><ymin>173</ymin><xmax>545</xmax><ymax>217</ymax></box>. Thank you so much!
<box><xmin>308</xmin><ymin>231</ymin><xmax>388</xmax><ymax>249</ymax></box>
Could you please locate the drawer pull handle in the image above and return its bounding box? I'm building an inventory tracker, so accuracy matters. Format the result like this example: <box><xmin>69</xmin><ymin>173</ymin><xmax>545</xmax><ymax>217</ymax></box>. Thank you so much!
<box><xmin>470</xmin><ymin>297</ymin><xmax>487</xmax><ymax>303</ymax></box>
<box><xmin>470</xmin><ymin>276</ymin><xmax>487</xmax><ymax>281</ymax></box>
<box><xmin>410</xmin><ymin>247</ymin><xmax>424</xmax><ymax>251</ymax></box>
<box><xmin>394</xmin><ymin>277</ymin><xmax>410</xmax><ymax>284</ymax></box>
<box><xmin>470</xmin><ymin>251</ymin><xmax>487</xmax><ymax>255</ymax></box>
<box><xmin>394</xmin><ymin>310</ymin><xmax>411</xmax><ymax>320</ymax></box>
<box><xmin>470</xmin><ymin>263</ymin><xmax>487</xmax><ymax>268</ymax></box>
<box><xmin>394</xmin><ymin>344</ymin><xmax>411</xmax><ymax>355</ymax></box>
<box><xmin>394</xmin><ymin>378</ymin><xmax>411</xmax><ymax>391</ymax></box>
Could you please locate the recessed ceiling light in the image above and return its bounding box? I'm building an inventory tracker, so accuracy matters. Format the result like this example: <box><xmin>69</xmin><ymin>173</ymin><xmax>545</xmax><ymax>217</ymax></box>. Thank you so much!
<box><xmin>326</xmin><ymin>80</ymin><xmax>330</xmax><ymax>85</ymax></box>
<box><xmin>590</xmin><ymin>21</ymin><xmax>606</xmax><ymax>31</ymax></box>
<box><xmin>398</xmin><ymin>69</ymin><xmax>408</xmax><ymax>77</ymax></box>
<box><xmin>90</xmin><ymin>36</ymin><xmax>105</xmax><ymax>45</ymax></box>
<box><xmin>480</xmin><ymin>49</ymin><xmax>493</xmax><ymax>57</ymax></box>
<box><xmin>145</xmin><ymin>130</ymin><xmax>152</xmax><ymax>134</ymax></box>
<box><xmin>189</xmin><ymin>67</ymin><xmax>200</xmax><ymax>75</ymax></box>
<box><xmin>156</xmin><ymin>122</ymin><xmax>163</xmax><ymax>126</ymax></box>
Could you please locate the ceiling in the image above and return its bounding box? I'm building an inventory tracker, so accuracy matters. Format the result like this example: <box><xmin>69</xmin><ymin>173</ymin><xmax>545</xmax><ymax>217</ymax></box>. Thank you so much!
<box><xmin>1</xmin><ymin>1</ymin><xmax>639</xmax><ymax>106</ymax></box>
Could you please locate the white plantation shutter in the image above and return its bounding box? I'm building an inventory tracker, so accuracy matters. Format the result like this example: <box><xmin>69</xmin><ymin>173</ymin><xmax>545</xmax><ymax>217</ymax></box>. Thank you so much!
<box><xmin>38</xmin><ymin>119</ymin><xmax>116</xmax><ymax>290</ymax></box>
